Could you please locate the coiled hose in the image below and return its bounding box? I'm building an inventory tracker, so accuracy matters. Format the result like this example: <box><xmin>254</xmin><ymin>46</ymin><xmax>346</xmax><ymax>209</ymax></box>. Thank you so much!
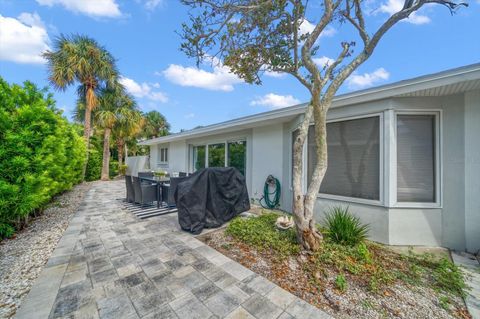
<box><xmin>260</xmin><ymin>175</ymin><xmax>281</xmax><ymax>209</ymax></box>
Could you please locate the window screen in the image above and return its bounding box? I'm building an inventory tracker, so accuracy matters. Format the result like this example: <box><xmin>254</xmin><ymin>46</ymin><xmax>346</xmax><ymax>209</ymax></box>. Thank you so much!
<box><xmin>307</xmin><ymin>116</ymin><xmax>380</xmax><ymax>200</ymax></box>
<box><xmin>397</xmin><ymin>115</ymin><xmax>436</xmax><ymax>202</ymax></box>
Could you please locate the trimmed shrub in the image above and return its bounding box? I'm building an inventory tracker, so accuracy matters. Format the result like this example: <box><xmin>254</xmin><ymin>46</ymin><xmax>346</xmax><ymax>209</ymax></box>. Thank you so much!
<box><xmin>323</xmin><ymin>206</ymin><xmax>369</xmax><ymax>246</ymax></box>
<box><xmin>0</xmin><ymin>78</ymin><xmax>86</xmax><ymax>238</ymax></box>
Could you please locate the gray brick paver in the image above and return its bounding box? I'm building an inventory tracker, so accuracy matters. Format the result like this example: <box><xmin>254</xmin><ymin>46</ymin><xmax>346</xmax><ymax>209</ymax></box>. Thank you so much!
<box><xmin>15</xmin><ymin>181</ymin><xmax>332</xmax><ymax>319</ymax></box>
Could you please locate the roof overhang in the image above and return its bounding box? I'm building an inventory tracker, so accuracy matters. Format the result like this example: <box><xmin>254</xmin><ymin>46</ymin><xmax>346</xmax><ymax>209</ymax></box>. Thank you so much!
<box><xmin>139</xmin><ymin>63</ymin><xmax>480</xmax><ymax>146</ymax></box>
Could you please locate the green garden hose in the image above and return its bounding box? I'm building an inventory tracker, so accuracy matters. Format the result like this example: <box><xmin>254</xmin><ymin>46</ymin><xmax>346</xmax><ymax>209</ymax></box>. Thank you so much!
<box><xmin>260</xmin><ymin>175</ymin><xmax>281</xmax><ymax>209</ymax></box>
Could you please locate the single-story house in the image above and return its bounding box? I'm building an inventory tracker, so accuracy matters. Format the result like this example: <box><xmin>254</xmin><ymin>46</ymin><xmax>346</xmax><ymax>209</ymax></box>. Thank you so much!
<box><xmin>139</xmin><ymin>63</ymin><xmax>480</xmax><ymax>254</ymax></box>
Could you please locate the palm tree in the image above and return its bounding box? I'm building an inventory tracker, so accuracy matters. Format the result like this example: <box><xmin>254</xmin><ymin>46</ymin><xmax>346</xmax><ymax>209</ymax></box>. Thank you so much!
<box><xmin>142</xmin><ymin>111</ymin><xmax>170</xmax><ymax>139</ymax></box>
<box><xmin>95</xmin><ymin>85</ymin><xmax>126</xmax><ymax>180</ymax></box>
<box><xmin>43</xmin><ymin>34</ymin><xmax>118</xmax><ymax>177</ymax></box>
<box><xmin>112</xmin><ymin>99</ymin><xmax>144</xmax><ymax>169</ymax></box>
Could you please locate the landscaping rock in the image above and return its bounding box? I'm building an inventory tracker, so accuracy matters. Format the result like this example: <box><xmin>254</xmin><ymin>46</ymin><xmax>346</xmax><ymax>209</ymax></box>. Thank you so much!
<box><xmin>0</xmin><ymin>182</ymin><xmax>92</xmax><ymax>319</ymax></box>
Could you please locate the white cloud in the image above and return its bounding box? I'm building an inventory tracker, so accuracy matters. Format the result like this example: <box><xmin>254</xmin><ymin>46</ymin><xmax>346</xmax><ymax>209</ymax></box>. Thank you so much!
<box><xmin>299</xmin><ymin>20</ymin><xmax>336</xmax><ymax>38</ymax></box>
<box><xmin>347</xmin><ymin>68</ymin><xmax>390</xmax><ymax>89</ymax></box>
<box><xmin>184</xmin><ymin>113</ymin><xmax>195</xmax><ymax>119</ymax></box>
<box><xmin>36</xmin><ymin>0</ymin><xmax>122</xmax><ymax>18</ymax></box>
<box><xmin>264</xmin><ymin>70</ymin><xmax>286</xmax><ymax>78</ymax></box>
<box><xmin>378</xmin><ymin>0</ymin><xmax>430</xmax><ymax>24</ymax></box>
<box><xmin>144</xmin><ymin>0</ymin><xmax>164</xmax><ymax>11</ymax></box>
<box><xmin>162</xmin><ymin>60</ymin><xmax>243</xmax><ymax>92</ymax></box>
<box><xmin>313</xmin><ymin>56</ymin><xmax>335</xmax><ymax>68</ymax></box>
<box><xmin>0</xmin><ymin>13</ymin><xmax>50</xmax><ymax>64</ymax></box>
<box><xmin>119</xmin><ymin>76</ymin><xmax>168</xmax><ymax>103</ymax></box>
<box><xmin>250</xmin><ymin>93</ymin><xmax>301</xmax><ymax>109</ymax></box>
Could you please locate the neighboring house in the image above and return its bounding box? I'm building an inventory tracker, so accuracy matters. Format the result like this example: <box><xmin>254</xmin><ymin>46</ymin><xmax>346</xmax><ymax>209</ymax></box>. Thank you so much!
<box><xmin>139</xmin><ymin>63</ymin><xmax>480</xmax><ymax>254</ymax></box>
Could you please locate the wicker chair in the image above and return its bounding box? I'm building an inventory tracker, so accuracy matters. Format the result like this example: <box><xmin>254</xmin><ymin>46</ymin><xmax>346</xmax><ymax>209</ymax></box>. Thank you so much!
<box><xmin>125</xmin><ymin>175</ymin><xmax>135</xmax><ymax>203</ymax></box>
<box><xmin>132</xmin><ymin>176</ymin><xmax>157</xmax><ymax>207</ymax></box>
<box><xmin>161</xmin><ymin>177</ymin><xmax>187</xmax><ymax>207</ymax></box>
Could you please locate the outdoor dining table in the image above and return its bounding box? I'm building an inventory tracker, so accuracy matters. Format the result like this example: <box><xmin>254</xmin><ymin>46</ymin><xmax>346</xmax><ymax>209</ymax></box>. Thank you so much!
<box><xmin>138</xmin><ymin>176</ymin><xmax>170</xmax><ymax>208</ymax></box>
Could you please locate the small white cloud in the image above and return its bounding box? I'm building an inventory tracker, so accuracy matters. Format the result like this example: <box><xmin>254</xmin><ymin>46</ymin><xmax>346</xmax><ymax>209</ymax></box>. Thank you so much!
<box><xmin>313</xmin><ymin>56</ymin><xmax>335</xmax><ymax>68</ymax></box>
<box><xmin>144</xmin><ymin>0</ymin><xmax>164</xmax><ymax>11</ymax></box>
<box><xmin>250</xmin><ymin>93</ymin><xmax>300</xmax><ymax>109</ymax></box>
<box><xmin>299</xmin><ymin>20</ymin><xmax>336</xmax><ymax>38</ymax></box>
<box><xmin>162</xmin><ymin>59</ymin><xmax>243</xmax><ymax>92</ymax></box>
<box><xmin>264</xmin><ymin>70</ymin><xmax>286</xmax><ymax>78</ymax></box>
<box><xmin>347</xmin><ymin>68</ymin><xmax>390</xmax><ymax>89</ymax></box>
<box><xmin>36</xmin><ymin>0</ymin><xmax>122</xmax><ymax>18</ymax></box>
<box><xmin>184</xmin><ymin>113</ymin><xmax>195</xmax><ymax>119</ymax></box>
<box><xmin>378</xmin><ymin>0</ymin><xmax>430</xmax><ymax>24</ymax></box>
<box><xmin>0</xmin><ymin>13</ymin><xmax>50</xmax><ymax>64</ymax></box>
<box><xmin>119</xmin><ymin>76</ymin><xmax>168</xmax><ymax>103</ymax></box>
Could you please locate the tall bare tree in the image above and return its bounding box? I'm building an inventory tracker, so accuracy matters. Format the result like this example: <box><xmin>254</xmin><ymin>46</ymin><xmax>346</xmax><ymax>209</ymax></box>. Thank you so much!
<box><xmin>180</xmin><ymin>0</ymin><xmax>466</xmax><ymax>250</ymax></box>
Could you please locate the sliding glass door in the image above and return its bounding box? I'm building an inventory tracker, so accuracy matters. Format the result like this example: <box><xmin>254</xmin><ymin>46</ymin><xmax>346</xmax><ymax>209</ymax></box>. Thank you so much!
<box><xmin>193</xmin><ymin>145</ymin><xmax>206</xmax><ymax>171</ymax></box>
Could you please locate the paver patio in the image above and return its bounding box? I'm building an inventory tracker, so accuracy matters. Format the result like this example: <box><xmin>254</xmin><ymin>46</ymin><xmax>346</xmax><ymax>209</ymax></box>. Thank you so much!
<box><xmin>15</xmin><ymin>180</ymin><xmax>332</xmax><ymax>319</ymax></box>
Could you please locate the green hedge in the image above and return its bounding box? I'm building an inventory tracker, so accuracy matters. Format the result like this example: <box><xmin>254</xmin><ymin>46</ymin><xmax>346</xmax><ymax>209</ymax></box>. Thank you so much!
<box><xmin>0</xmin><ymin>78</ymin><xmax>86</xmax><ymax>238</ymax></box>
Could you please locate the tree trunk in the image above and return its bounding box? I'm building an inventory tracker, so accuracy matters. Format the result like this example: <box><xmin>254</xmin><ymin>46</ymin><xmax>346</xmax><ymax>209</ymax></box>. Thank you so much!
<box><xmin>81</xmin><ymin>86</ymin><xmax>95</xmax><ymax>180</ymax></box>
<box><xmin>291</xmin><ymin>99</ymin><xmax>330</xmax><ymax>251</ymax></box>
<box><xmin>117</xmin><ymin>140</ymin><xmax>124</xmax><ymax>170</ymax></box>
<box><xmin>101</xmin><ymin>128</ymin><xmax>111</xmax><ymax>181</ymax></box>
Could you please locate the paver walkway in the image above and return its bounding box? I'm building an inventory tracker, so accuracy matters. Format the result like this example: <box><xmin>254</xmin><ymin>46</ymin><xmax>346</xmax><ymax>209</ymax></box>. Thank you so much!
<box><xmin>15</xmin><ymin>180</ymin><xmax>332</xmax><ymax>319</ymax></box>
<box><xmin>452</xmin><ymin>252</ymin><xmax>480</xmax><ymax>319</ymax></box>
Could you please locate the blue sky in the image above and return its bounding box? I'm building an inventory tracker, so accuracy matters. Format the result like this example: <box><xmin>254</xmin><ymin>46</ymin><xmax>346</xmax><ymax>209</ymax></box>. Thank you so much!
<box><xmin>0</xmin><ymin>0</ymin><xmax>479</xmax><ymax>132</ymax></box>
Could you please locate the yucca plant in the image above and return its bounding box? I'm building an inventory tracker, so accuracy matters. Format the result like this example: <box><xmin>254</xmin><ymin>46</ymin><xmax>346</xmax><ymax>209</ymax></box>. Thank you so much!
<box><xmin>323</xmin><ymin>207</ymin><xmax>369</xmax><ymax>246</ymax></box>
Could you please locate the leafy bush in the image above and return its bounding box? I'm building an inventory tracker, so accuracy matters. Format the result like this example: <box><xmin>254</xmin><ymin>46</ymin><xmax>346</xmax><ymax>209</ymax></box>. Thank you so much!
<box><xmin>433</xmin><ymin>258</ymin><xmax>469</xmax><ymax>297</ymax></box>
<box><xmin>0</xmin><ymin>78</ymin><xmax>86</xmax><ymax>238</ymax></box>
<box><xmin>109</xmin><ymin>160</ymin><xmax>119</xmax><ymax>178</ymax></box>
<box><xmin>226</xmin><ymin>213</ymin><xmax>300</xmax><ymax>257</ymax></box>
<box><xmin>323</xmin><ymin>206</ymin><xmax>369</xmax><ymax>246</ymax></box>
<box><xmin>335</xmin><ymin>273</ymin><xmax>348</xmax><ymax>292</ymax></box>
<box><xmin>0</xmin><ymin>224</ymin><xmax>15</xmax><ymax>239</ymax></box>
<box><xmin>119</xmin><ymin>164</ymin><xmax>128</xmax><ymax>176</ymax></box>
<box><xmin>85</xmin><ymin>139</ymin><xmax>102</xmax><ymax>181</ymax></box>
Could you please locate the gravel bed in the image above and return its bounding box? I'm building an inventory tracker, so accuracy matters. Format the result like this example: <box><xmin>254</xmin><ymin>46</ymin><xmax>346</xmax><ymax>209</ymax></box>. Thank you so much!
<box><xmin>202</xmin><ymin>229</ymin><xmax>471</xmax><ymax>319</ymax></box>
<box><xmin>0</xmin><ymin>182</ymin><xmax>93</xmax><ymax>319</ymax></box>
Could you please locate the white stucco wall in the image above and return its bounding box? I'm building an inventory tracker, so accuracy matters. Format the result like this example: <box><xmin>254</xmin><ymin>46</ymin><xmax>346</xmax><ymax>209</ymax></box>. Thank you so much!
<box><xmin>464</xmin><ymin>90</ymin><xmax>480</xmax><ymax>254</ymax></box>
<box><xmin>143</xmin><ymin>89</ymin><xmax>477</xmax><ymax>252</ymax></box>
<box><xmin>251</xmin><ymin>124</ymin><xmax>285</xmax><ymax>204</ymax></box>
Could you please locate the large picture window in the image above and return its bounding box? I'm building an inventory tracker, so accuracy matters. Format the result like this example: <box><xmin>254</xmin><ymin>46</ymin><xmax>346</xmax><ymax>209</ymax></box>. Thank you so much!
<box><xmin>397</xmin><ymin>114</ymin><xmax>436</xmax><ymax>203</ymax></box>
<box><xmin>192</xmin><ymin>140</ymin><xmax>247</xmax><ymax>174</ymax></box>
<box><xmin>307</xmin><ymin>116</ymin><xmax>380</xmax><ymax>200</ymax></box>
<box><xmin>208</xmin><ymin>143</ymin><xmax>226</xmax><ymax>167</ymax></box>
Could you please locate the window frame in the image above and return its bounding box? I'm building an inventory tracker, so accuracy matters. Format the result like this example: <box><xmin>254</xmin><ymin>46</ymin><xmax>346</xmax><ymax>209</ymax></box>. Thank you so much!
<box><xmin>315</xmin><ymin>113</ymin><xmax>384</xmax><ymax>206</ymax></box>
<box><xmin>157</xmin><ymin>146</ymin><xmax>169</xmax><ymax>165</ymax></box>
<box><xmin>290</xmin><ymin>112</ymin><xmax>384</xmax><ymax>206</ymax></box>
<box><xmin>189</xmin><ymin>137</ymin><xmax>247</xmax><ymax>173</ymax></box>
<box><xmin>392</xmin><ymin>110</ymin><xmax>442</xmax><ymax>208</ymax></box>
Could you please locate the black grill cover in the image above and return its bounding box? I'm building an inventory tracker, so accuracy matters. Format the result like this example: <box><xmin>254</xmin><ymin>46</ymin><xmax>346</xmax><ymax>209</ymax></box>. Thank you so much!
<box><xmin>175</xmin><ymin>167</ymin><xmax>250</xmax><ymax>234</ymax></box>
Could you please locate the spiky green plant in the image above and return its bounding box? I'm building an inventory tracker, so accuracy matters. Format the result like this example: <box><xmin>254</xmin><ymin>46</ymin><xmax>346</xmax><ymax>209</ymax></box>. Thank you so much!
<box><xmin>323</xmin><ymin>207</ymin><xmax>369</xmax><ymax>246</ymax></box>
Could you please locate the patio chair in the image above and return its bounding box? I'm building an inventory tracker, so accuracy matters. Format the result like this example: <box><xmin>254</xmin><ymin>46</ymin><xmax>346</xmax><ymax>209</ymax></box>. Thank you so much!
<box><xmin>161</xmin><ymin>177</ymin><xmax>187</xmax><ymax>207</ymax></box>
<box><xmin>132</xmin><ymin>176</ymin><xmax>158</xmax><ymax>207</ymax></box>
<box><xmin>125</xmin><ymin>175</ymin><xmax>135</xmax><ymax>203</ymax></box>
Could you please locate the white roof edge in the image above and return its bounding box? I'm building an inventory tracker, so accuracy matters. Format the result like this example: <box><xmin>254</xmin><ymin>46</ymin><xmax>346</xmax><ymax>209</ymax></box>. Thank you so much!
<box><xmin>139</xmin><ymin>62</ymin><xmax>480</xmax><ymax>146</ymax></box>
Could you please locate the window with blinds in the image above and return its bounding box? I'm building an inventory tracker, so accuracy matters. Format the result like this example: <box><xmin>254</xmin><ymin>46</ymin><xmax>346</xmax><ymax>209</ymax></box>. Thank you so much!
<box><xmin>307</xmin><ymin>116</ymin><xmax>380</xmax><ymax>200</ymax></box>
<box><xmin>158</xmin><ymin>147</ymin><xmax>168</xmax><ymax>164</ymax></box>
<box><xmin>396</xmin><ymin>114</ymin><xmax>436</xmax><ymax>203</ymax></box>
